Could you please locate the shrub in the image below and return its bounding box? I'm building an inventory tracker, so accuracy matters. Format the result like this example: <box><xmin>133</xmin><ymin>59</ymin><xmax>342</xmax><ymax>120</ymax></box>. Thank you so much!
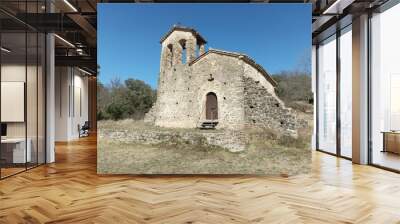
<box><xmin>106</xmin><ymin>102</ymin><xmax>126</xmax><ymax>120</ymax></box>
<box><xmin>97</xmin><ymin>78</ymin><xmax>156</xmax><ymax>120</ymax></box>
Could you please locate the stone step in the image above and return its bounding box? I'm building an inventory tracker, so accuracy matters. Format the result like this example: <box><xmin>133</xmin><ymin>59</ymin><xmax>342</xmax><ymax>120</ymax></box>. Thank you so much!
<box><xmin>199</xmin><ymin>121</ymin><xmax>218</xmax><ymax>129</ymax></box>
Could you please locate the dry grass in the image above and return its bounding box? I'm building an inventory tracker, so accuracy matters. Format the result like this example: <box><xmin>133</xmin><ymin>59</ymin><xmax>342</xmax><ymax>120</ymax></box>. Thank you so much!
<box><xmin>98</xmin><ymin>119</ymin><xmax>312</xmax><ymax>175</ymax></box>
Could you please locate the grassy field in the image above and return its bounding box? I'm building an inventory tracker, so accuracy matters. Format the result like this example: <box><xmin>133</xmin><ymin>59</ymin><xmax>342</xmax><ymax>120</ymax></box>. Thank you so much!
<box><xmin>98</xmin><ymin>118</ymin><xmax>312</xmax><ymax>175</ymax></box>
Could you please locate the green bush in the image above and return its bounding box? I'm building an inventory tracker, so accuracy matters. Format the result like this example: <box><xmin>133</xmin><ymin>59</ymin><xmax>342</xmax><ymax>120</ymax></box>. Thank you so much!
<box><xmin>106</xmin><ymin>102</ymin><xmax>126</xmax><ymax>120</ymax></box>
<box><xmin>97</xmin><ymin>78</ymin><xmax>156</xmax><ymax>120</ymax></box>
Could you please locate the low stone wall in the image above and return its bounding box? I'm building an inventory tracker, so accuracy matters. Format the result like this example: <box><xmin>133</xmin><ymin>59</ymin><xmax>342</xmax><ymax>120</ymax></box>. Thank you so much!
<box><xmin>99</xmin><ymin>128</ymin><xmax>248</xmax><ymax>152</ymax></box>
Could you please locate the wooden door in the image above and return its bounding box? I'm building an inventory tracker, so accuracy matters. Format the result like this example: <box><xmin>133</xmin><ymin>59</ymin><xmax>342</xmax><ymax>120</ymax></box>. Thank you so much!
<box><xmin>206</xmin><ymin>92</ymin><xmax>218</xmax><ymax>120</ymax></box>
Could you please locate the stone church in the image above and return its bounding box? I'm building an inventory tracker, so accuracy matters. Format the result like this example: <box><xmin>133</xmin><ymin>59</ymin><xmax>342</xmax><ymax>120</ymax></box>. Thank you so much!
<box><xmin>145</xmin><ymin>25</ymin><xmax>303</xmax><ymax>131</ymax></box>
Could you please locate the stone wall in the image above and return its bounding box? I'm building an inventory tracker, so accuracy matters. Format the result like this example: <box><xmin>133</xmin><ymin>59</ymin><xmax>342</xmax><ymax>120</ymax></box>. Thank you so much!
<box><xmin>190</xmin><ymin>53</ymin><xmax>246</xmax><ymax>129</ymax></box>
<box><xmin>243</xmin><ymin>76</ymin><xmax>307</xmax><ymax>133</ymax></box>
<box><xmin>150</xmin><ymin>52</ymin><xmax>246</xmax><ymax>130</ymax></box>
<box><xmin>99</xmin><ymin>128</ymin><xmax>248</xmax><ymax>152</ymax></box>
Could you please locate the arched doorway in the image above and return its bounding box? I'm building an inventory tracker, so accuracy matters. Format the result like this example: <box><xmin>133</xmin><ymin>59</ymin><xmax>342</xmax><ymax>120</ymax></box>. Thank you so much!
<box><xmin>206</xmin><ymin>92</ymin><xmax>218</xmax><ymax>120</ymax></box>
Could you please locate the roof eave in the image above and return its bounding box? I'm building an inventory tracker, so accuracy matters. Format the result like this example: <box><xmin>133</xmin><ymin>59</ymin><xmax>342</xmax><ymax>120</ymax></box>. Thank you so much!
<box><xmin>160</xmin><ymin>26</ymin><xmax>207</xmax><ymax>44</ymax></box>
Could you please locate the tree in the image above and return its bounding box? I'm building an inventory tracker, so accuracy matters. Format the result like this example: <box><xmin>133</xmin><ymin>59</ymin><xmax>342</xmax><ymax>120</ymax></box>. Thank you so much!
<box><xmin>106</xmin><ymin>101</ymin><xmax>126</xmax><ymax>120</ymax></box>
<box><xmin>273</xmin><ymin>71</ymin><xmax>312</xmax><ymax>102</ymax></box>
<box><xmin>97</xmin><ymin>78</ymin><xmax>156</xmax><ymax>120</ymax></box>
<box><xmin>271</xmin><ymin>50</ymin><xmax>313</xmax><ymax>112</ymax></box>
<box><xmin>97</xmin><ymin>81</ymin><xmax>111</xmax><ymax>120</ymax></box>
<box><xmin>124</xmin><ymin>79</ymin><xmax>157</xmax><ymax>119</ymax></box>
<box><xmin>295</xmin><ymin>48</ymin><xmax>311</xmax><ymax>75</ymax></box>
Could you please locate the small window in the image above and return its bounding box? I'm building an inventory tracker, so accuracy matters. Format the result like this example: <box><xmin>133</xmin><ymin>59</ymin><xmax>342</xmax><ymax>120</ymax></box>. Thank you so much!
<box><xmin>179</xmin><ymin>39</ymin><xmax>187</xmax><ymax>64</ymax></box>
<box><xmin>182</xmin><ymin>48</ymin><xmax>187</xmax><ymax>64</ymax></box>
<box><xmin>196</xmin><ymin>44</ymin><xmax>200</xmax><ymax>57</ymax></box>
<box><xmin>167</xmin><ymin>44</ymin><xmax>173</xmax><ymax>67</ymax></box>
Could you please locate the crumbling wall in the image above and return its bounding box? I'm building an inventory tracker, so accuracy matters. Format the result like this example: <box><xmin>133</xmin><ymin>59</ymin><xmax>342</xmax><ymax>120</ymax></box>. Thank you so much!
<box><xmin>243</xmin><ymin>76</ymin><xmax>307</xmax><ymax>133</ymax></box>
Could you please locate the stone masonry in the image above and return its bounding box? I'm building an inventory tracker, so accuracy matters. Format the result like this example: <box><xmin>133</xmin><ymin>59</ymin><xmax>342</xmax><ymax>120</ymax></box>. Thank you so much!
<box><xmin>145</xmin><ymin>25</ymin><xmax>304</xmax><ymax>133</ymax></box>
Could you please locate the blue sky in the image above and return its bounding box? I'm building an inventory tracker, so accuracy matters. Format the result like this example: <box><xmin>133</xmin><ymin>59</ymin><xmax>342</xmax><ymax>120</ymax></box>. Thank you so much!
<box><xmin>98</xmin><ymin>4</ymin><xmax>311</xmax><ymax>88</ymax></box>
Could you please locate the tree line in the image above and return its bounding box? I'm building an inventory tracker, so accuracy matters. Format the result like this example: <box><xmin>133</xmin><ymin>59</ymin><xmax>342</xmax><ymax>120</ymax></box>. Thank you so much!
<box><xmin>272</xmin><ymin>71</ymin><xmax>313</xmax><ymax>113</ymax></box>
<box><xmin>97</xmin><ymin>78</ymin><xmax>157</xmax><ymax>120</ymax></box>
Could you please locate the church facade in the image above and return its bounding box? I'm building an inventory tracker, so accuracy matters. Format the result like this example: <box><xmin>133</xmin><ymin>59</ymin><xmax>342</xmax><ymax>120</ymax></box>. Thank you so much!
<box><xmin>145</xmin><ymin>25</ymin><xmax>303</xmax><ymax>131</ymax></box>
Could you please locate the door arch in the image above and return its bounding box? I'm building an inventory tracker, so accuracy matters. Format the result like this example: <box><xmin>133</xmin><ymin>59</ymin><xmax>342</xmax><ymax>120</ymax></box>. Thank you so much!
<box><xmin>206</xmin><ymin>92</ymin><xmax>218</xmax><ymax>120</ymax></box>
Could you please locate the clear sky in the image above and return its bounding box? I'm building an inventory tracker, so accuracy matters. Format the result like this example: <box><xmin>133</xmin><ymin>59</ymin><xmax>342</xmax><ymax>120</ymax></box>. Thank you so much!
<box><xmin>98</xmin><ymin>3</ymin><xmax>311</xmax><ymax>88</ymax></box>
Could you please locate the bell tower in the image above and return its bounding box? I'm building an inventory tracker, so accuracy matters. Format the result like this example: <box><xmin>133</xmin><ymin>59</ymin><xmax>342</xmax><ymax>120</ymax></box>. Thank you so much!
<box><xmin>159</xmin><ymin>25</ymin><xmax>207</xmax><ymax>74</ymax></box>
